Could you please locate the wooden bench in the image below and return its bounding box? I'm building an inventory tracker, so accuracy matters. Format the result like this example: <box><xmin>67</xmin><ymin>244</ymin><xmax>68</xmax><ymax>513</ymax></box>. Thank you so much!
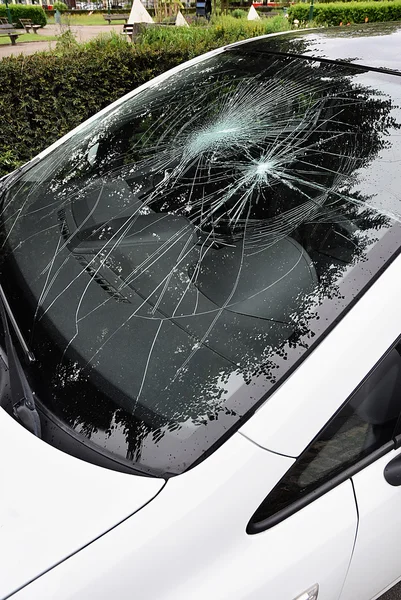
<box><xmin>0</xmin><ymin>17</ymin><xmax>17</xmax><ymax>26</ymax></box>
<box><xmin>103</xmin><ymin>13</ymin><xmax>129</xmax><ymax>23</ymax></box>
<box><xmin>19</xmin><ymin>18</ymin><xmax>41</xmax><ymax>33</ymax></box>
<box><xmin>0</xmin><ymin>23</ymin><xmax>19</xmax><ymax>45</ymax></box>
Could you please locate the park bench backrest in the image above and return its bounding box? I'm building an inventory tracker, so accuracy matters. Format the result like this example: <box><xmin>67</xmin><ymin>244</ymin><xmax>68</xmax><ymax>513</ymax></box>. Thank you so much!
<box><xmin>19</xmin><ymin>18</ymin><xmax>40</xmax><ymax>32</ymax></box>
<box><xmin>104</xmin><ymin>14</ymin><xmax>129</xmax><ymax>19</ymax></box>
<box><xmin>0</xmin><ymin>22</ymin><xmax>19</xmax><ymax>42</ymax></box>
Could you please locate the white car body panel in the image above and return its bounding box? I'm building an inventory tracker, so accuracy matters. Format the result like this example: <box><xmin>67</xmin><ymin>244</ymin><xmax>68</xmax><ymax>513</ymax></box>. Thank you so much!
<box><xmin>0</xmin><ymin>409</ymin><xmax>164</xmax><ymax>599</ymax></box>
<box><xmin>340</xmin><ymin>447</ymin><xmax>401</xmax><ymax>600</ymax></box>
<box><xmin>12</xmin><ymin>433</ymin><xmax>357</xmax><ymax>600</ymax></box>
<box><xmin>240</xmin><ymin>251</ymin><xmax>401</xmax><ymax>457</ymax></box>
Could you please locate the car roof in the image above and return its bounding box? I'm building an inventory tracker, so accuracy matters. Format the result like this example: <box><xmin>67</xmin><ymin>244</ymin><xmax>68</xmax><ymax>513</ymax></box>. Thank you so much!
<box><xmin>232</xmin><ymin>22</ymin><xmax>401</xmax><ymax>75</ymax></box>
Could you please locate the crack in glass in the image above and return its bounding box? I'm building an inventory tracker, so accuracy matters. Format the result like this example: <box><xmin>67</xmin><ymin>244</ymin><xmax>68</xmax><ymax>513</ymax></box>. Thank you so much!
<box><xmin>1</xmin><ymin>48</ymin><xmax>401</xmax><ymax>475</ymax></box>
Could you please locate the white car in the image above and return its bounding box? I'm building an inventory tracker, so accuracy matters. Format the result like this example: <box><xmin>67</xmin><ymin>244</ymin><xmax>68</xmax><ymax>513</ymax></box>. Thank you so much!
<box><xmin>0</xmin><ymin>22</ymin><xmax>401</xmax><ymax>600</ymax></box>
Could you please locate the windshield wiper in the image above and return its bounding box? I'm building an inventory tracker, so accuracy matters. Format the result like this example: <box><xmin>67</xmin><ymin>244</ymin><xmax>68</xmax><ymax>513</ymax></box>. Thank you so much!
<box><xmin>0</xmin><ymin>284</ymin><xmax>41</xmax><ymax>437</ymax></box>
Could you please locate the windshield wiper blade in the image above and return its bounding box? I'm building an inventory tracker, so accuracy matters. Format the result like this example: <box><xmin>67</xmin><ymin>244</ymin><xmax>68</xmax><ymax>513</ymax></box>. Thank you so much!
<box><xmin>0</xmin><ymin>284</ymin><xmax>41</xmax><ymax>438</ymax></box>
<box><xmin>0</xmin><ymin>285</ymin><xmax>35</xmax><ymax>364</ymax></box>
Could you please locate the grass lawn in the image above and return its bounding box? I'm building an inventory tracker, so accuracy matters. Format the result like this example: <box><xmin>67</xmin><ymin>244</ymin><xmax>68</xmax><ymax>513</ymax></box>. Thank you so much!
<box><xmin>0</xmin><ymin>32</ymin><xmax>57</xmax><ymax>45</ymax></box>
<box><xmin>47</xmin><ymin>13</ymin><xmax>127</xmax><ymax>25</ymax></box>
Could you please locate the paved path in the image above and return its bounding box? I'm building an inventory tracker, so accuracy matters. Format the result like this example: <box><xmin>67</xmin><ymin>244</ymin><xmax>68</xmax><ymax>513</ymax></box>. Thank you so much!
<box><xmin>0</xmin><ymin>23</ymin><xmax>123</xmax><ymax>58</ymax></box>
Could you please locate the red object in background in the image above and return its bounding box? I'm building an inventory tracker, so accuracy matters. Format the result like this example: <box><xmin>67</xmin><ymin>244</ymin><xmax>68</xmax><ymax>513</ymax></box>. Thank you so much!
<box><xmin>252</xmin><ymin>1</ymin><xmax>281</xmax><ymax>6</ymax></box>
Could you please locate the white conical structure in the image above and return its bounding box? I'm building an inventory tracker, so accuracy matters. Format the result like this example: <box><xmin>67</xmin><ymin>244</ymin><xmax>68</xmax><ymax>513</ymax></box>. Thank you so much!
<box><xmin>175</xmin><ymin>10</ymin><xmax>189</xmax><ymax>27</ymax></box>
<box><xmin>128</xmin><ymin>0</ymin><xmax>154</xmax><ymax>24</ymax></box>
<box><xmin>247</xmin><ymin>5</ymin><xmax>260</xmax><ymax>20</ymax></box>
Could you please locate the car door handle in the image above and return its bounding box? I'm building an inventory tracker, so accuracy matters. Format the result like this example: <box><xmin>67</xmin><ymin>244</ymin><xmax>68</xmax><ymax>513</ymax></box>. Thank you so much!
<box><xmin>384</xmin><ymin>453</ymin><xmax>401</xmax><ymax>486</ymax></box>
<box><xmin>293</xmin><ymin>584</ymin><xmax>319</xmax><ymax>600</ymax></box>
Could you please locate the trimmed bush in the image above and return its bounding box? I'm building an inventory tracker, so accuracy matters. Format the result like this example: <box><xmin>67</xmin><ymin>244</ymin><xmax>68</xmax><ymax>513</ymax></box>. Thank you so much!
<box><xmin>53</xmin><ymin>1</ymin><xmax>68</xmax><ymax>12</ymax></box>
<box><xmin>0</xmin><ymin>4</ymin><xmax>47</xmax><ymax>27</ymax></box>
<box><xmin>313</xmin><ymin>0</ymin><xmax>393</xmax><ymax>3</ymax></box>
<box><xmin>231</xmin><ymin>8</ymin><xmax>248</xmax><ymax>18</ymax></box>
<box><xmin>289</xmin><ymin>0</ymin><xmax>401</xmax><ymax>24</ymax></box>
<box><xmin>0</xmin><ymin>39</ymin><xmax>160</xmax><ymax>176</ymax></box>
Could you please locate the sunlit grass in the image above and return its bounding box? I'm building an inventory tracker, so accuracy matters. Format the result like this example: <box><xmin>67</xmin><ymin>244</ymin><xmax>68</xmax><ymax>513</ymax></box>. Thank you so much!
<box><xmin>47</xmin><ymin>13</ymin><xmax>128</xmax><ymax>25</ymax></box>
<box><xmin>0</xmin><ymin>32</ymin><xmax>57</xmax><ymax>45</ymax></box>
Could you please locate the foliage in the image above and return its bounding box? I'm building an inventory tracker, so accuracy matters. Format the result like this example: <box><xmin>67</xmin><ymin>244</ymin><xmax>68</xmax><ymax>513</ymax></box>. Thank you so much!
<box><xmin>0</xmin><ymin>4</ymin><xmax>47</xmax><ymax>27</ymax></box>
<box><xmin>0</xmin><ymin>149</ymin><xmax>21</xmax><ymax>174</ymax></box>
<box><xmin>312</xmin><ymin>0</ymin><xmax>391</xmax><ymax>3</ymax></box>
<box><xmin>53</xmin><ymin>1</ymin><xmax>68</xmax><ymax>12</ymax></box>
<box><xmin>231</xmin><ymin>8</ymin><xmax>247</xmax><ymax>18</ymax></box>
<box><xmin>140</xmin><ymin>14</ymin><xmax>289</xmax><ymax>47</ymax></box>
<box><xmin>54</xmin><ymin>28</ymin><xmax>79</xmax><ymax>51</ymax></box>
<box><xmin>0</xmin><ymin>16</ymin><xmax>290</xmax><ymax>177</ymax></box>
<box><xmin>289</xmin><ymin>0</ymin><xmax>401</xmax><ymax>24</ymax></box>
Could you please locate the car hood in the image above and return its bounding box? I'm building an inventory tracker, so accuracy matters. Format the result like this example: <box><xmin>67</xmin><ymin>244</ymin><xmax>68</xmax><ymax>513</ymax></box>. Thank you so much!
<box><xmin>0</xmin><ymin>409</ymin><xmax>164</xmax><ymax>599</ymax></box>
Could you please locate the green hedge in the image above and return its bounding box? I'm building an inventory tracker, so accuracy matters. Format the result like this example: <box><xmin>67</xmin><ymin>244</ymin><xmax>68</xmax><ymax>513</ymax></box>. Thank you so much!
<box><xmin>0</xmin><ymin>4</ymin><xmax>47</xmax><ymax>27</ymax></box>
<box><xmin>289</xmin><ymin>0</ymin><xmax>401</xmax><ymax>24</ymax></box>
<box><xmin>315</xmin><ymin>0</ymin><xmax>393</xmax><ymax>3</ymax></box>
<box><xmin>0</xmin><ymin>40</ymin><xmax>166</xmax><ymax>175</ymax></box>
<box><xmin>53</xmin><ymin>1</ymin><xmax>68</xmax><ymax>12</ymax></box>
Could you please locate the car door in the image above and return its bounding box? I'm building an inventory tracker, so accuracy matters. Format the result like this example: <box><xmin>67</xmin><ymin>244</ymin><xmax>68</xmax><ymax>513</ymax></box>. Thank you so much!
<box><xmin>247</xmin><ymin>337</ymin><xmax>401</xmax><ymax>600</ymax></box>
<box><xmin>339</xmin><ymin>344</ymin><xmax>401</xmax><ymax>600</ymax></box>
<box><xmin>241</xmin><ymin>479</ymin><xmax>357</xmax><ymax>600</ymax></box>
<box><xmin>340</xmin><ymin>445</ymin><xmax>401</xmax><ymax>600</ymax></box>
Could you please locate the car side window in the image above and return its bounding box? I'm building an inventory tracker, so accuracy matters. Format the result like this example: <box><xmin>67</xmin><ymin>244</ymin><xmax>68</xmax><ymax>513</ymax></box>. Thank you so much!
<box><xmin>249</xmin><ymin>342</ymin><xmax>401</xmax><ymax>530</ymax></box>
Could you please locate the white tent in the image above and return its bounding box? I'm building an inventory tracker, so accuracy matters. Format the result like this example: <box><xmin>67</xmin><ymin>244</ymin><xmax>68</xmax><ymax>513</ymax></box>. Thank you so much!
<box><xmin>247</xmin><ymin>5</ymin><xmax>261</xmax><ymax>20</ymax></box>
<box><xmin>128</xmin><ymin>0</ymin><xmax>154</xmax><ymax>24</ymax></box>
<box><xmin>175</xmin><ymin>10</ymin><xmax>189</xmax><ymax>27</ymax></box>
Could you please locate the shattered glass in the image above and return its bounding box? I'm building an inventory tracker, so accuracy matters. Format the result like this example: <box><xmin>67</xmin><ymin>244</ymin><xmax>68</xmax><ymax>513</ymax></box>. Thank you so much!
<box><xmin>1</xmin><ymin>45</ymin><xmax>401</xmax><ymax>476</ymax></box>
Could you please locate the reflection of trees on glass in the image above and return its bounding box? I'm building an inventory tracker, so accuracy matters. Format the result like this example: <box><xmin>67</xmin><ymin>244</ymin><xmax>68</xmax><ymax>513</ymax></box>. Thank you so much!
<box><xmin>1</xmin><ymin>48</ymin><xmax>400</xmax><ymax>474</ymax></box>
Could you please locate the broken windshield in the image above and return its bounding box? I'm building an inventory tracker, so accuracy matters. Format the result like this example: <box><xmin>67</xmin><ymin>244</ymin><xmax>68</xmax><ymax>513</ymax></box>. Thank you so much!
<box><xmin>1</xmin><ymin>45</ymin><xmax>401</xmax><ymax>476</ymax></box>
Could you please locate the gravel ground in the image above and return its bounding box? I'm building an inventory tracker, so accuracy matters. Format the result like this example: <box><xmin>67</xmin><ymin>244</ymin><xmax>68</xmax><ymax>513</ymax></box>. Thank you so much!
<box><xmin>0</xmin><ymin>23</ymin><xmax>123</xmax><ymax>58</ymax></box>
<box><xmin>380</xmin><ymin>582</ymin><xmax>401</xmax><ymax>600</ymax></box>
